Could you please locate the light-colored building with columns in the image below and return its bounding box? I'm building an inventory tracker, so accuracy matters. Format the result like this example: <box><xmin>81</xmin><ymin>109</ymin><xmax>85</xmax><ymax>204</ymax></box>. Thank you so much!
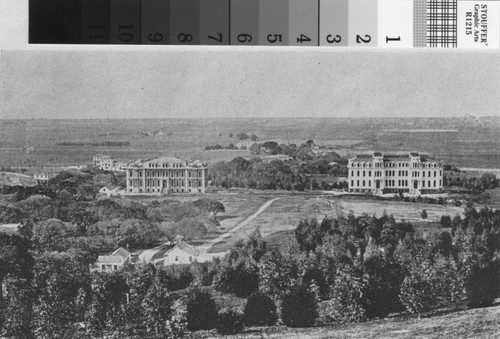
<box><xmin>125</xmin><ymin>156</ymin><xmax>207</xmax><ymax>194</ymax></box>
<box><xmin>348</xmin><ymin>152</ymin><xmax>443</xmax><ymax>195</ymax></box>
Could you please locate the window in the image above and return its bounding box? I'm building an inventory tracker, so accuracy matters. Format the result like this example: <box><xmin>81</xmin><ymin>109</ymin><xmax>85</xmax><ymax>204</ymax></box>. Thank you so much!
<box><xmin>423</xmin><ymin>171</ymin><xmax>425</xmax><ymax>177</ymax></box>
<box><xmin>434</xmin><ymin>171</ymin><xmax>436</xmax><ymax>177</ymax></box>
<box><xmin>357</xmin><ymin>171</ymin><xmax>360</xmax><ymax>176</ymax></box>
<box><xmin>175</xmin><ymin>256</ymin><xmax>178</xmax><ymax>261</ymax></box>
<box><xmin>368</xmin><ymin>180</ymin><xmax>371</xmax><ymax>186</ymax></box>
<box><xmin>363</xmin><ymin>171</ymin><xmax>365</xmax><ymax>176</ymax></box>
<box><xmin>357</xmin><ymin>180</ymin><xmax>359</xmax><ymax>186</ymax></box>
<box><xmin>369</xmin><ymin>171</ymin><xmax>371</xmax><ymax>176</ymax></box>
<box><xmin>114</xmin><ymin>265</ymin><xmax>117</xmax><ymax>271</ymax></box>
<box><xmin>423</xmin><ymin>181</ymin><xmax>425</xmax><ymax>187</ymax></box>
<box><xmin>351</xmin><ymin>170</ymin><xmax>354</xmax><ymax>176</ymax></box>
<box><xmin>434</xmin><ymin>181</ymin><xmax>436</xmax><ymax>187</ymax></box>
<box><xmin>363</xmin><ymin>180</ymin><xmax>365</xmax><ymax>186</ymax></box>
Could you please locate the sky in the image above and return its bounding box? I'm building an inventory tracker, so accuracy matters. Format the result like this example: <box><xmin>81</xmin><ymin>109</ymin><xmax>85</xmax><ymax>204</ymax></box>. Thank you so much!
<box><xmin>2</xmin><ymin>49</ymin><xmax>499</xmax><ymax>120</ymax></box>
<box><xmin>0</xmin><ymin>0</ymin><xmax>499</xmax><ymax>120</ymax></box>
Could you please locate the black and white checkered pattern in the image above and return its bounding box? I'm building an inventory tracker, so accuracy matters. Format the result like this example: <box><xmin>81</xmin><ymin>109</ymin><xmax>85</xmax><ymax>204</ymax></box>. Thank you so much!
<box><xmin>426</xmin><ymin>0</ymin><xmax>457</xmax><ymax>47</ymax></box>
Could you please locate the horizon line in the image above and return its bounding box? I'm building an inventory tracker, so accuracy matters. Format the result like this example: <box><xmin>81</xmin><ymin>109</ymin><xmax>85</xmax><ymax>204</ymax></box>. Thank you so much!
<box><xmin>1</xmin><ymin>115</ymin><xmax>496</xmax><ymax>121</ymax></box>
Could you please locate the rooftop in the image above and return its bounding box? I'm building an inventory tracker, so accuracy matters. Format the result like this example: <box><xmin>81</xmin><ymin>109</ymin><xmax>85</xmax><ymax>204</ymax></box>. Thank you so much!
<box><xmin>127</xmin><ymin>156</ymin><xmax>207</xmax><ymax>168</ymax></box>
<box><xmin>112</xmin><ymin>247</ymin><xmax>131</xmax><ymax>259</ymax></box>
<box><xmin>351</xmin><ymin>152</ymin><xmax>437</xmax><ymax>162</ymax></box>
<box><xmin>97</xmin><ymin>255</ymin><xmax>125</xmax><ymax>264</ymax></box>
<box><xmin>167</xmin><ymin>241</ymin><xmax>204</xmax><ymax>257</ymax></box>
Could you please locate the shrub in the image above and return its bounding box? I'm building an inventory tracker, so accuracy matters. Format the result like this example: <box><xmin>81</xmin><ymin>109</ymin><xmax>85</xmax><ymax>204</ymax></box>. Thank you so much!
<box><xmin>281</xmin><ymin>284</ymin><xmax>318</xmax><ymax>328</ymax></box>
<box><xmin>463</xmin><ymin>261</ymin><xmax>498</xmax><ymax>308</ymax></box>
<box><xmin>420</xmin><ymin>210</ymin><xmax>428</xmax><ymax>219</ymax></box>
<box><xmin>185</xmin><ymin>287</ymin><xmax>218</xmax><ymax>331</ymax></box>
<box><xmin>399</xmin><ymin>274</ymin><xmax>433</xmax><ymax>315</ymax></box>
<box><xmin>440</xmin><ymin>215</ymin><xmax>452</xmax><ymax>228</ymax></box>
<box><xmin>363</xmin><ymin>256</ymin><xmax>403</xmax><ymax>319</ymax></box>
<box><xmin>214</xmin><ymin>260</ymin><xmax>259</xmax><ymax>298</ymax></box>
<box><xmin>243</xmin><ymin>293</ymin><xmax>277</xmax><ymax>327</ymax></box>
<box><xmin>216</xmin><ymin>310</ymin><xmax>244</xmax><ymax>335</ymax></box>
<box><xmin>323</xmin><ymin>267</ymin><xmax>366</xmax><ymax>324</ymax></box>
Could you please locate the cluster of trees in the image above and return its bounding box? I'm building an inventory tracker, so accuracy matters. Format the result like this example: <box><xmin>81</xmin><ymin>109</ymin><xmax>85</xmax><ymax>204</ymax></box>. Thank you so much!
<box><xmin>444</xmin><ymin>172</ymin><xmax>499</xmax><ymax>192</ymax></box>
<box><xmin>234</xmin><ymin>133</ymin><xmax>258</xmax><ymax>141</ymax></box>
<box><xmin>204</xmin><ymin>144</ymin><xmax>239</xmax><ymax>151</ymax></box>
<box><xmin>0</xmin><ymin>204</ymin><xmax>498</xmax><ymax>337</ymax></box>
<box><xmin>208</xmin><ymin>155</ymin><xmax>348</xmax><ymax>191</ymax></box>
<box><xmin>206</xmin><ymin>206</ymin><xmax>499</xmax><ymax>332</ymax></box>
<box><xmin>0</xmin><ymin>170</ymin><xmax>225</xmax><ymax>248</ymax></box>
<box><xmin>250</xmin><ymin>140</ymin><xmax>318</xmax><ymax>160</ymax></box>
<box><xmin>208</xmin><ymin>157</ymin><xmax>309</xmax><ymax>191</ymax></box>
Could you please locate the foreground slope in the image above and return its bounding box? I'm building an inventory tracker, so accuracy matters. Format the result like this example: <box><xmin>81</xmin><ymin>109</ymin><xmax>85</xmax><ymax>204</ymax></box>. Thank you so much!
<box><xmin>201</xmin><ymin>305</ymin><xmax>500</xmax><ymax>338</ymax></box>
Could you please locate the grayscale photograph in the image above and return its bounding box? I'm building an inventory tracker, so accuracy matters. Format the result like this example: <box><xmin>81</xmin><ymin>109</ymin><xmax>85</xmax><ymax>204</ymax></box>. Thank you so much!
<box><xmin>0</xmin><ymin>46</ymin><xmax>500</xmax><ymax>338</ymax></box>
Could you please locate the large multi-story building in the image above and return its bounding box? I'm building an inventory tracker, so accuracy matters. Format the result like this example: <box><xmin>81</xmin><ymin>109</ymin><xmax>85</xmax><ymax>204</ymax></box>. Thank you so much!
<box><xmin>125</xmin><ymin>156</ymin><xmax>207</xmax><ymax>194</ymax></box>
<box><xmin>348</xmin><ymin>152</ymin><xmax>443</xmax><ymax>195</ymax></box>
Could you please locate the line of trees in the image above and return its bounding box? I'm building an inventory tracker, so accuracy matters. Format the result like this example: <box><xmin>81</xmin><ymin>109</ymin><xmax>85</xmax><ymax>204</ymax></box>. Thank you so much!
<box><xmin>444</xmin><ymin>171</ymin><xmax>499</xmax><ymax>192</ymax></box>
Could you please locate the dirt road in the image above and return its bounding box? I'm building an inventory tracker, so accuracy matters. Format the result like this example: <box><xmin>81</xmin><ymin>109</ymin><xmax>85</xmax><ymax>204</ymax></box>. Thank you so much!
<box><xmin>199</xmin><ymin>198</ymin><xmax>278</xmax><ymax>253</ymax></box>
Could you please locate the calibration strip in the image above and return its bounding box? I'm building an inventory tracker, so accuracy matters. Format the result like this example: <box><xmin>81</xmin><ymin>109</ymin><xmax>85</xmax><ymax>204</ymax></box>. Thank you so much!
<box><xmin>30</xmin><ymin>0</ymin><xmax>500</xmax><ymax>47</ymax></box>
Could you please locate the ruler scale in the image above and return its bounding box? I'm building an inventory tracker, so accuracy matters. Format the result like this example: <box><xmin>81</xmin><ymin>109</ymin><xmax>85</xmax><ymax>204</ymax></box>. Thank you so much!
<box><xmin>30</xmin><ymin>0</ymin><xmax>500</xmax><ymax>48</ymax></box>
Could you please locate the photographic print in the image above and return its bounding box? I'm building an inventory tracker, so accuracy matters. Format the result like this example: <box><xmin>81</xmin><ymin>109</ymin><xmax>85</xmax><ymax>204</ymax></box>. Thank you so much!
<box><xmin>1</xmin><ymin>0</ymin><xmax>500</xmax><ymax>338</ymax></box>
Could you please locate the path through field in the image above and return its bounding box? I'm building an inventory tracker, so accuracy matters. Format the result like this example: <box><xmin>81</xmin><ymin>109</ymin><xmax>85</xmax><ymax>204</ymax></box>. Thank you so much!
<box><xmin>199</xmin><ymin>198</ymin><xmax>278</xmax><ymax>254</ymax></box>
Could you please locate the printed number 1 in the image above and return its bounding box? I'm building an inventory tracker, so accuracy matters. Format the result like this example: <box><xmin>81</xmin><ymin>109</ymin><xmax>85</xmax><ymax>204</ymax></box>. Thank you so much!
<box><xmin>386</xmin><ymin>36</ymin><xmax>401</xmax><ymax>43</ymax></box>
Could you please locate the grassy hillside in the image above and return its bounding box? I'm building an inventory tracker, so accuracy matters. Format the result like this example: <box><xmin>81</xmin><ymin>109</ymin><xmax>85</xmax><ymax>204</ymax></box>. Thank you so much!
<box><xmin>196</xmin><ymin>304</ymin><xmax>500</xmax><ymax>338</ymax></box>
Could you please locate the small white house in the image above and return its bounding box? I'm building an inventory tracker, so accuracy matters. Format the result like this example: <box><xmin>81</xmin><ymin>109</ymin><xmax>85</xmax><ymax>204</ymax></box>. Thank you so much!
<box><xmin>236</xmin><ymin>140</ymin><xmax>256</xmax><ymax>150</ymax></box>
<box><xmin>98</xmin><ymin>186</ymin><xmax>122</xmax><ymax>197</ymax></box>
<box><xmin>34</xmin><ymin>173</ymin><xmax>49</xmax><ymax>183</ymax></box>
<box><xmin>158</xmin><ymin>241</ymin><xmax>228</xmax><ymax>266</ymax></box>
<box><xmin>0</xmin><ymin>223</ymin><xmax>21</xmax><ymax>234</ymax></box>
<box><xmin>94</xmin><ymin>247</ymin><xmax>131</xmax><ymax>272</ymax></box>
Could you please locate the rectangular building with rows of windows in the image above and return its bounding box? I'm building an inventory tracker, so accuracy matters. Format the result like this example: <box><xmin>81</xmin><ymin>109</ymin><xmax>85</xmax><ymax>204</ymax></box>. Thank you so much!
<box><xmin>126</xmin><ymin>156</ymin><xmax>207</xmax><ymax>194</ymax></box>
<box><xmin>348</xmin><ymin>152</ymin><xmax>443</xmax><ymax>195</ymax></box>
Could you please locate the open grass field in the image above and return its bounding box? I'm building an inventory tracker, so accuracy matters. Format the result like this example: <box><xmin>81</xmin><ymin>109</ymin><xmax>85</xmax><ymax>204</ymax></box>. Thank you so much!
<box><xmin>486</xmin><ymin>188</ymin><xmax>500</xmax><ymax>210</ymax></box>
<box><xmin>202</xmin><ymin>192</ymin><xmax>465</xmax><ymax>252</ymax></box>
<box><xmin>194</xmin><ymin>304</ymin><xmax>500</xmax><ymax>338</ymax></box>
<box><xmin>1</xmin><ymin>117</ymin><xmax>499</xmax><ymax>168</ymax></box>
